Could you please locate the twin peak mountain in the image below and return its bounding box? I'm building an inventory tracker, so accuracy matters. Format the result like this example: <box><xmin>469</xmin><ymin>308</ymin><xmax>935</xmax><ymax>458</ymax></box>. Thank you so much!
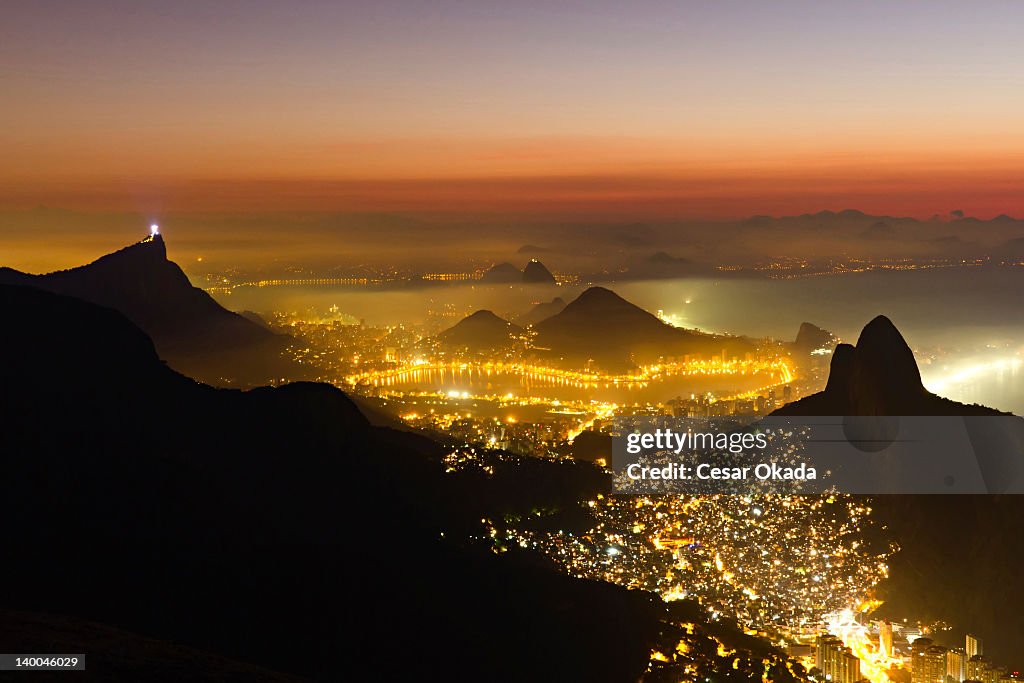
<box><xmin>481</xmin><ymin>259</ymin><xmax>556</xmax><ymax>284</ymax></box>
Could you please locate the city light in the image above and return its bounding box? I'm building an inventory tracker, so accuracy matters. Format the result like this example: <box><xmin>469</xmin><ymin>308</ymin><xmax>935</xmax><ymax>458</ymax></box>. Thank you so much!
<box><xmin>823</xmin><ymin>609</ymin><xmax>901</xmax><ymax>683</ymax></box>
<box><xmin>254</xmin><ymin>296</ymin><xmax>1015</xmax><ymax>678</ymax></box>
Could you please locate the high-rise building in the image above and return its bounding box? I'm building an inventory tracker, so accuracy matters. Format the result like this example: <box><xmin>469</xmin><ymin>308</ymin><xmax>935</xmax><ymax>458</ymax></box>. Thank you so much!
<box><xmin>878</xmin><ymin>620</ymin><xmax>894</xmax><ymax>659</ymax></box>
<box><xmin>967</xmin><ymin>634</ymin><xmax>983</xmax><ymax>659</ymax></box>
<box><xmin>966</xmin><ymin>655</ymin><xmax>988</xmax><ymax>682</ymax></box>
<box><xmin>946</xmin><ymin>648</ymin><xmax>966</xmax><ymax>683</ymax></box>
<box><xmin>816</xmin><ymin>634</ymin><xmax>861</xmax><ymax>683</ymax></box>
<box><xmin>817</xmin><ymin>633</ymin><xmax>844</xmax><ymax>682</ymax></box>
<box><xmin>911</xmin><ymin>638</ymin><xmax>947</xmax><ymax>683</ymax></box>
<box><xmin>840</xmin><ymin>649</ymin><xmax>861</xmax><ymax>683</ymax></box>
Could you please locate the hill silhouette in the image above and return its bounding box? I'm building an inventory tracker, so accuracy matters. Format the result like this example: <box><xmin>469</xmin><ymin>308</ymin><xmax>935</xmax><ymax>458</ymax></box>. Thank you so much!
<box><xmin>437</xmin><ymin>310</ymin><xmax>523</xmax><ymax>351</ymax></box>
<box><xmin>0</xmin><ymin>609</ymin><xmax>301</xmax><ymax>681</ymax></box>
<box><xmin>522</xmin><ymin>259</ymin><xmax>556</xmax><ymax>284</ymax></box>
<box><xmin>480</xmin><ymin>261</ymin><xmax>522</xmax><ymax>283</ymax></box>
<box><xmin>771</xmin><ymin>315</ymin><xmax>1024</xmax><ymax>661</ymax></box>
<box><xmin>514</xmin><ymin>296</ymin><xmax>566</xmax><ymax>327</ymax></box>
<box><xmin>792</xmin><ymin>322</ymin><xmax>835</xmax><ymax>352</ymax></box>
<box><xmin>0</xmin><ymin>283</ymin><xmax>674</xmax><ymax>681</ymax></box>
<box><xmin>532</xmin><ymin>287</ymin><xmax>745</xmax><ymax>370</ymax></box>
<box><xmin>775</xmin><ymin>315</ymin><xmax>1006</xmax><ymax>416</ymax></box>
<box><xmin>624</xmin><ymin>251</ymin><xmax>712</xmax><ymax>279</ymax></box>
<box><xmin>560</xmin><ymin>429</ymin><xmax>613</xmax><ymax>465</ymax></box>
<box><xmin>0</xmin><ymin>282</ymin><xmax>818</xmax><ymax>680</ymax></box>
<box><xmin>0</xmin><ymin>234</ymin><xmax>299</xmax><ymax>386</ymax></box>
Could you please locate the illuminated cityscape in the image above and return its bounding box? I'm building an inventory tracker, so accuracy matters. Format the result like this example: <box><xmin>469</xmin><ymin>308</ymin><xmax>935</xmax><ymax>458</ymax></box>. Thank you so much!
<box><xmin>5</xmin><ymin>0</ymin><xmax>1024</xmax><ymax>677</ymax></box>
<box><xmin>249</xmin><ymin>290</ymin><xmax>1020</xmax><ymax>683</ymax></box>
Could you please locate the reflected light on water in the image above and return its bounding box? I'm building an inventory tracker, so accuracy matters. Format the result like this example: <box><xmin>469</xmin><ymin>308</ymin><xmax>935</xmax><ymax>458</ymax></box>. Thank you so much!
<box><xmin>922</xmin><ymin>355</ymin><xmax>1023</xmax><ymax>410</ymax></box>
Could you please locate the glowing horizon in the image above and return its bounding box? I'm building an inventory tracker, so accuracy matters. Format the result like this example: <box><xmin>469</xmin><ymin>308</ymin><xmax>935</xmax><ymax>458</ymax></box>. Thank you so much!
<box><xmin>3</xmin><ymin>1</ymin><xmax>1024</xmax><ymax>219</ymax></box>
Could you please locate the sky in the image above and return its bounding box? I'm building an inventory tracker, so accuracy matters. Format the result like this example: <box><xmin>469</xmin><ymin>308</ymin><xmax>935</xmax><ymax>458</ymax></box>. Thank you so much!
<box><xmin>3</xmin><ymin>0</ymin><xmax>1024</xmax><ymax>219</ymax></box>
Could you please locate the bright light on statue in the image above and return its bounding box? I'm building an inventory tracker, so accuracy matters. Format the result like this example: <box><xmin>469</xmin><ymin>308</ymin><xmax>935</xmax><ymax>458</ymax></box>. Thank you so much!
<box><xmin>150</xmin><ymin>224</ymin><xmax>159</xmax><ymax>236</ymax></box>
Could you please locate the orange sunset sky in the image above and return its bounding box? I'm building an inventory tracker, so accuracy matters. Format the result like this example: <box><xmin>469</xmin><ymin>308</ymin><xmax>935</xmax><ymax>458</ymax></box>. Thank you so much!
<box><xmin>3</xmin><ymin>0</ymin><xmax>1024</xmax><ymax>219</ymax></box>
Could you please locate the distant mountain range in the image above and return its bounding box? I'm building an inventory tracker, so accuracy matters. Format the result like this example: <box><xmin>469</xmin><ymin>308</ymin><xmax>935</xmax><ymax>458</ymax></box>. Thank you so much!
<box><xmin>532</xmin><ymin>287</ymin><xmax>747</xmax><ymax>370</ymax></box>
<box><xmin>624</xmin><ymin>251</ymin><xmax>715</xmax><ymax>280</ymax></box>
<box><xmin>744</xmin><ymin>208</ymin><xmax>1021</xmax><ymax>226</ymax></box>
<box><xmin>0</xmin><ymin>234</ymin><xmax>300</xmax><ymax>386</ymax></box>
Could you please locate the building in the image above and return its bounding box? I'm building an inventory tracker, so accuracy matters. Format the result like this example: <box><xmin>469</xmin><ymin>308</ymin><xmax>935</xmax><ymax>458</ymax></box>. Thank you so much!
<box><xmin>947</xmin><ymin>648</ymin><xmax>966</xmax><ymax>683</ymax></box>
<box><xmin>840</xmin><ymin>649</ymin><xmax>861</xmax><ymax>683</ymax></box>
<box><xmin>911</xmin><ymin>638</ymin><xmax>947</xmax><ymax>683</ymax></box>
<box><xmin>816</xmin><ymin>634</ymin><xmax>861</xmax><ymax>683</ymax></box>
<box><xmin>967</xmin><ymin>634</ymin><xmax>982</xmax><ymax>659</ymax></box>
<box><xmin>816</xmin><ymin>634</ymin><xmax>844</xmax><ymax>681</ymax></box>
<box><xmin>966</xmin><ymin>655</ymin><xmax>1001</xmax><ymax>683</ymax></box>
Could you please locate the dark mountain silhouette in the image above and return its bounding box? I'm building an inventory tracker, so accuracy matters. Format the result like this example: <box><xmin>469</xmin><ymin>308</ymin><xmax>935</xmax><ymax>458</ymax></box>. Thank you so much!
<box><xmin>1</xmin><ymin>610</ymin><xmax>301</xmax><ymax>681</ymax></box>
<box><xmin>0</xmin><ymin>234</ymin><xmax>299</xmax><ymax>386</ymax></box>
<box><xmin>481</xmin><ymin>261</ymin><xmax>523</xmax><ymax>283</ymax></box>
<box><xmin>647</xmin><ymin>251</ymin><xmax>689</xmax><ymax>265</ymax></box>
<box><xmin>771</xmin><ymin>315</ymin><xmax>1024</xmax><ymax>661</ymax></box>
<box><xmin>522</xmin><ymin>259</ymin><xmax>556</xmax><ymax>284</ymax></box>
<box><xmin>775</xmin><ymin>316</ymin><xmax>1006</xmax><ymax>416</ymax></box>
<box><xmin>792</xmin><ymin>322</ymin><xmax>835</xmax><ymax>352</ymax></box>
<box><xmin>731</xmin><ymin>208</ymin><xmax>1024</xmax><ymax>254</ymax></box>
<box><xmin>794</xmin><ymin>209</ymin><xmax>873</xmax><ymax>222</ymax></box>
<box><xmin>625</xmin><ymin>251</ymin><xmax>712</xmax><ymax>280</ymax></box>
<box><xmin>561</xmin><ymin>429</ymin><xmax>613</xmax><ymax>465</ymax></box>
<box><xmin>0</xmin><ymin>283</ymin><xmax>810</xmax><ymax>680</ymax></box>
<box><xmin>532</xmin><ymin>287</ymin><xmax>745</xmax><ymax>370</ymax></box>
<box><xmin>239</xmin><ymin>309</ymin><xmax>272</xmax><ymax>330</ymax></box>
<box><xmin>480</xmin><ymin>260</ymin><xmax>555</xmax><ymax>284</ymax></box>
<box><xmin>747</xmin><ymin>209</ymin><xmax>920</xmax><ymax>231</ymax></box>
<box><xmin>437</xmin><ymin>310</ymin><xmax>523</xmax><ymax>351</ymax></box>
<box><xmin>514</xmin><ymin>297</ymin><xmax>566</xmax><ymax>327</ymax></box>
<box><xmin>0</xmin><ymin>283</ymin><xmax>663</xmax><ymax>681</ymax></box>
